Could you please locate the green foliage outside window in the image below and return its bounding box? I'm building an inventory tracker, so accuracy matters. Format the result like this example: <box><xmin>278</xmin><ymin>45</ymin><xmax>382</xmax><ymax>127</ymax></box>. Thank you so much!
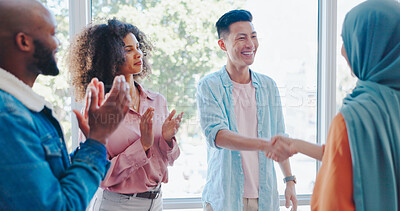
<box><xmin>92</xmin><ymin>0</ymin><xmax>245</xmax><ymax>138</ymax></box>
<box><xmin>36</xmin><ymin>0</ymin><xmax>245</xmax><ymax>151</ymax></box>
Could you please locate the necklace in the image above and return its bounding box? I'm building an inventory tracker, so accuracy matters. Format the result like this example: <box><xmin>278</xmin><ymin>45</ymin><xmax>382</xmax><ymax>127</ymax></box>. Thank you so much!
<box><xmin>130</xmin><ymin>81</ymin><xmax>140</xmax><ymax>111</ymax></box>
<box><xmin>131</xmin><ymin>96</ymin><xmax>139</xmax><ymax>111</ymax></box>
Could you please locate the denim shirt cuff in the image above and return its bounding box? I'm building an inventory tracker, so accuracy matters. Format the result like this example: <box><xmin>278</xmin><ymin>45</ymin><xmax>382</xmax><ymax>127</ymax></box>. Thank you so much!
<box><xmin>72</xmin><ymin>139</ymin><xmax>110</xmax><ymax>179</ymax></box>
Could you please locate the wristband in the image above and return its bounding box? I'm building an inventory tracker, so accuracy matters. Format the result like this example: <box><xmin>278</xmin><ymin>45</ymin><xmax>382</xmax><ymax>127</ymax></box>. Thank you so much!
<box><xmin>283</xmin><ymin>175</ymin><xmax>296</xmax><ymax>184</ymax></box>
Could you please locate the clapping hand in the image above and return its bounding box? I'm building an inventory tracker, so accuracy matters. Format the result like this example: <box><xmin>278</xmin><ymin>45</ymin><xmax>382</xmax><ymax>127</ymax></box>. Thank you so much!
<box><xmin>162</xmin><ymin>109</ymin><xmax>184</xmax><ymax>143</ymax></box>
<box><xmin>73</xmin><ymin>78</ymin><xmax>104</xmax><ymax>138</ymax></box>
<box><xmin>140</xmin><ymin>107</ymin><xmax>155</xmax><ymax>151</ymax></box>
<box><xmin>73</xmin><ymin>76</ymin><xmax>131</xmax><ymax>144</ymax></box>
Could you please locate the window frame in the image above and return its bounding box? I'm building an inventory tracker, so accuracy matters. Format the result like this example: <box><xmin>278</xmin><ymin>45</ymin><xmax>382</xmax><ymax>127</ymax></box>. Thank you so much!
<box><xmin>68</xmin><ymin>0</ymin><xmax>339</xmax><ymax>209</ymax></box>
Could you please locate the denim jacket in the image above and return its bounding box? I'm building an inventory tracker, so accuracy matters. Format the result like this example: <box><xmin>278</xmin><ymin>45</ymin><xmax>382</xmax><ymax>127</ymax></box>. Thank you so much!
<box><xmin>0</xmin><ymin>68</ymin><xmax>110</xmax><ymax>210</ymax></box>
<box><xmin>197</xmin><ymin>66</ymin><xmax>285</xmax><ymax>211</ymax></box>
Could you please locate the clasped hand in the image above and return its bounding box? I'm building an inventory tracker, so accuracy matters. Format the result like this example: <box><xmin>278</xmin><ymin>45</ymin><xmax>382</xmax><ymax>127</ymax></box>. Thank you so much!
<box><xmin>264</xmin><ymin>135</ymin><xmax>298</xmax><ymax>162</ymax></box>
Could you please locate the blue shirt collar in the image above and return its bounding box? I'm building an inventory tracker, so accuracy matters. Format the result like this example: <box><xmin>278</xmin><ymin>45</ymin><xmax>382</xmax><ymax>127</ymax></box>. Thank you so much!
<box><xmin>219</xmin><ymin>65</ymin><xmax>260</xmax><ymax>88</ymax></box>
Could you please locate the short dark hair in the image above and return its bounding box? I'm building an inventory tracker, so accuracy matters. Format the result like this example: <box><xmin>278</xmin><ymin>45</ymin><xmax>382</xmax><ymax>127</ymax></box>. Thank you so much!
<box><xmin>216</xmin><ymin>9</ymin><xmax>253</xmax><ymax>39</ymax></box>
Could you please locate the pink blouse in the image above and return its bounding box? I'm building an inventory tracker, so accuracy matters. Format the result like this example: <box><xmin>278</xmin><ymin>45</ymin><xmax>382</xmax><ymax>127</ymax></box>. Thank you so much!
<box><xmin>81</xmin><ymin>83</ymin><xmax>180</xmax><ymax>194</ymax></box>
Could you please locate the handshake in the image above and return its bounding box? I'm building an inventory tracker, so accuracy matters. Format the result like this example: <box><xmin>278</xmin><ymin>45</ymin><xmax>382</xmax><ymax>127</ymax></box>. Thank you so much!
<box><xmin>262</xmin><ymin>135</ymin><xmax>298</xmax><ymax>162</ymax></box>
<box><xmin>263</xmin><ymin>135</ymin><xmax>323</xmax><ymax>162</ymax></box>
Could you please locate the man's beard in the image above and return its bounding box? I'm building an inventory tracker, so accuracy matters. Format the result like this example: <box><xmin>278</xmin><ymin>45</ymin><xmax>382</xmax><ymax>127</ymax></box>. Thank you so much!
<box><xmin>33</xmin><ymin>40</ymin><xmax>59</xmax><ymax>76</ymax></box>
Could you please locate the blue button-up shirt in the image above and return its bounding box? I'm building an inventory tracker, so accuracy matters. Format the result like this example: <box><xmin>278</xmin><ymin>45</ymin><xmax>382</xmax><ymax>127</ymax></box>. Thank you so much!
<box><xmin>0</xmin><ymin>68</ymin><xmax>110</xmax><ymax>210</ymax></box>
<box><xmin>197</xmin><ymin>66</ymin><xmax>285</xmax><ymax>211</ymax></box>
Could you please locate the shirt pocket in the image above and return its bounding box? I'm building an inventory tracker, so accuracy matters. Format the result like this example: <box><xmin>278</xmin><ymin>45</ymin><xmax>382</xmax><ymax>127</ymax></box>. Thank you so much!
<box><xmin>41</xmin><ymin>136</ymin><xmax>65</xmax><ymax>178</ymax></box>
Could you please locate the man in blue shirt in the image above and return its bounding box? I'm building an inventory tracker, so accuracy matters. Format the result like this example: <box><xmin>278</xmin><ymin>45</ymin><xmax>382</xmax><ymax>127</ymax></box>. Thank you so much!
<box><xmin>197</xmin><ymin>10</ymin><xmax>297</xmax><ymax>211</ymax></box>
<box><xmin>0</xmin><ymin>0</ymin><xmax>131</xmax><ymax>210</ymax></box>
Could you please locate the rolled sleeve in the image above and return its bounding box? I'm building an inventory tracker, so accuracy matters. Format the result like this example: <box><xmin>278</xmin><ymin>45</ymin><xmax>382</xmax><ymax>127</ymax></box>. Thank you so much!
<box><xmin>197</xmin><ymin>80</ymin><xmax>229</xmax><ymax>149</ymax></box>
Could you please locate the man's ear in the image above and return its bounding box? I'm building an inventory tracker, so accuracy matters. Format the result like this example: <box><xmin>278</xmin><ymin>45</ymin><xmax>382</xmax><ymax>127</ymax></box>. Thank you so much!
<box><xmin>218</xmin><ymin>39</ymin><xmax>227</xmax><ymax>51</ymax></box>
<box><xmin>15</xmin><ymin>32</ymin><xmax>33</xmax><ymax>52</ymax></box>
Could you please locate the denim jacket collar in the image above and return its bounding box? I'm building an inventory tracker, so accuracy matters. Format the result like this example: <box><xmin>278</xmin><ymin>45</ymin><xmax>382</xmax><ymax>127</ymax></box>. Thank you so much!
<box><xmin>0</xmin><ymin>67</ymin><xmax>52</xmax><ymax>112</ymax></box>
<box><xmin>220</xmin><ymin>65</ymin><xmax>260</xmax><ymax>89</ymax></box>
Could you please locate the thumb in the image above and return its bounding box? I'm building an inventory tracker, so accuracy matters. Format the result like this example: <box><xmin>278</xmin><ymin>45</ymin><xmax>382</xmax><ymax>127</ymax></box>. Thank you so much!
<box><xmin>285</xmin><ymin>193</ymin><xmax>291</xmax><ymax>208</ymax></box>
<box><xmin>270</xmin><ymin>136</ymin><xmax>278</xmax><ymax>145</ymax></box>
<box><xmin>73</xmin><ymin>109</ymin><xmax>89</xmax><ymax>138</ymax></box>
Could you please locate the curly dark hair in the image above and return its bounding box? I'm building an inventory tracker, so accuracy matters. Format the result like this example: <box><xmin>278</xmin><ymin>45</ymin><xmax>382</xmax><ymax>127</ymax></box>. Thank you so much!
<box><xmin>67</xmin><ymin>18</ymin><xmax>153</xmax><ymax>101</ymax></box>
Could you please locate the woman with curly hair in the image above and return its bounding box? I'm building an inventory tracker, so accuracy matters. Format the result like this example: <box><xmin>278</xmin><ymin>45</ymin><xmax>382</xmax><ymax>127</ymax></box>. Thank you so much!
<box><xmin>67</xmin><ymin>18</ymin><xmax>183</xmax><ymax>211</ymax></box>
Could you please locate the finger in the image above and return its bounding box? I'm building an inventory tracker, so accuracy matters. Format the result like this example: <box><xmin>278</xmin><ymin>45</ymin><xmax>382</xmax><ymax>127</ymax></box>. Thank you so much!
<box><xmin>143</xmin><ymin>107</ymin><xmax>154</xmax><ymax>121</ymax></box>
<box><xmin>166</xmin><ymin>109</ymin><xmax>176</xmax><ymax>121</ymax></box>
<box><xmin>142</xmin><ymin>108</ymin><xmax>150</xmax><ymax>118</ymax></box>
<box><xmin>144</xmin><ymin>109</ymin><xmax>154</xmax><ymax>125</ymax></box>
<box><xmin>87</xmin><ymin>78</ymin><xmax>96</xmax><ymax>88</ymax></box>
<box><xmin>91</xmin><ymin>77</ymin><xmax>99</xmax><ymax>85</ymax></box>
<box><xmin>90</xmin><ymin>78</ymin><xmax>99</xmax><ymax>97</ymax></box>
<box><xmin>107</xmin><ymin>76</ymin><xmax>122</xmax><ymax>102</ymax></box>
<box><xmin>88</xmin><ymin>86</ymin><xmax>98</xmax><ymax>113</ymax></box>
<box><xmin>148</xmin><ymin>109</ymin><xmax>154</xmax><ymax>123</ymax></box>
<box><xmin>140</xmin><ymin>114</ymin><xmax>145</xmax><ymax>126</ymax></box>
<box><xmin>98</xmin><ymin>81</ymin><xmax>105</xmax><ymax>106</ymax></box>
<box><xmin>84</xmin><ymin>88</ymin><xmax>91</xmax><ymax>119</ymax></box>
<box><xmin>149</xmin><ymin>114</ymin><xmax>153</xmax><ymax>127</ymax></box>
<box><xmin>146</xmin><ymin>110</ymin><xmax>154</xmax><ymax>129</ymax></box>
<box><xmin>292</xmin><ymin>197</ymin><xmax>298</xmax><ymax>211</ymax></box>
<box><xmin>285</xmin><ymin>194</ymin><xmax>290</xmax><ymax>208</ymax></box>
<box><xmin>176</xmin><ymin>112</ymin><xmax>184</xmax><ymax>122</ymax></box>
<box><xmin>175</xmin><ymin>120</ymin><xmax>181</xmax><ymax>129</ymax></box>
<box><xmin>73</xmin><ymin>109</ymin><xmax>89</xmax><ymax>138</ymax></box>
<box><xmin>118</xmin><ymin>79</ymin><xmax>129</xmax><ymax>105</ymax></box>
<box><xmin>119</xmin><ymin>83</ymin><xmax>130</xmax><ymax>114</ymax></box>
<box><xmin>92</xmin><ymin>80</ymin><xmax>101</xmax><ymax>107</ymax></box>
<box><xmin>270</xmin><ymin>136</ymin><xmax>278</xmax><ymax>145</ymax></box>
<box><xmin>91</xmin><ymin>78</ymin><xmax>98</xmax><ymax>91</ymax></box>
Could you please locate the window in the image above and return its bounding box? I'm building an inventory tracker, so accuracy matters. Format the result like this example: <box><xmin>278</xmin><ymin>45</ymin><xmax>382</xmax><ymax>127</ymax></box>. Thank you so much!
<box><xmin>34</xmin><ymin>0</ymin><xmax>357</xmax><ymax>210</ymax></box>
<box><xmin>336</xmin><ymin>0</ymin><xmax>364</xmax><ymax>111</ymax></box>
<box><xmin>91</xmin><ymin>0</ymin><xmax>318</xmax><ymax>202</ymax></box>
<box><xmin>91</xmin><ymin>0</ymin><xmax>248</xmax><ymax>200</ymax></box>
<box><xmin>247</xmin><ymin>0</ymin><xmax>318</xmax><ymax>195</ymax></box>
<box><xmin>35</xmin><ymin>0</ymin><xmax>72</xmax><ymax>151</ymax></box>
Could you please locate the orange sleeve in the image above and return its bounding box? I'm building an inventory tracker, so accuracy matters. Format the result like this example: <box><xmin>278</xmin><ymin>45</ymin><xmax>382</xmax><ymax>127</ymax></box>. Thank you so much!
<box><xmin>311</xmin><ymin>113</ymin><xmax>355</xmax><ymax>211</ymax></box>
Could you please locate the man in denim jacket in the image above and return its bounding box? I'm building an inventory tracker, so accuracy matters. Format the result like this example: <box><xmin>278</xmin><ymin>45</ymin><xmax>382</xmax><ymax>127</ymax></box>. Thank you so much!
<box><xmin>0</xmin><ymin>0</ymin><xmax>131</xmax><ymax>210</ymax></box>
<box><xmin>197</xmin><ymin>10</ymin><xmax>297</xmax><ymax>211</ymax></box>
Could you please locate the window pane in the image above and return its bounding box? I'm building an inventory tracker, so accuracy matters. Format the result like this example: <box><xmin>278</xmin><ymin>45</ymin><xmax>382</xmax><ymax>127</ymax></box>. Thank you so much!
<box><xmin>34</xmin><ymin>0</ymin><xmax>72</xmax><ymax>151</ymax></box>
<box><xmin>91</xmin><ymin>0</ymin><xmax>317</xmax><ymax>199</ymax></box>
<box><xmin>336</xmin><ymin>0</ymin><xmax>365</xmax><ymax>111</ymax></box>
<box><xmin>247</xmin><ymin>0</ymin><xmax>318</xmax><ymax>194</ymax></box>
<box><xmin>91</xmin><ymin>0</ymin><xmax>246</xmax><ymax>199</ymax></box>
